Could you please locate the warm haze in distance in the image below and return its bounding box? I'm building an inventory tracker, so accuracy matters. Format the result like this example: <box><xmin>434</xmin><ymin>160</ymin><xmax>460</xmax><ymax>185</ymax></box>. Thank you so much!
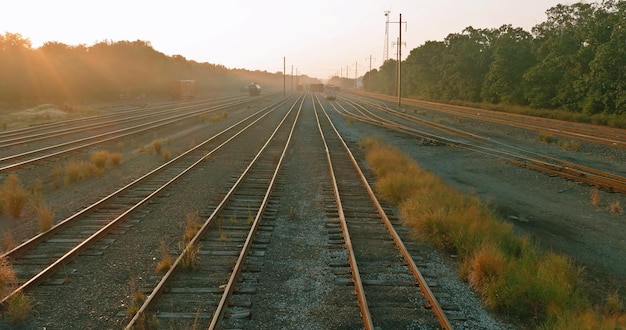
<box><xmin>2</xmin><ymin>0</ymin><xmax>569</xmax><ymax>80</ymax></box>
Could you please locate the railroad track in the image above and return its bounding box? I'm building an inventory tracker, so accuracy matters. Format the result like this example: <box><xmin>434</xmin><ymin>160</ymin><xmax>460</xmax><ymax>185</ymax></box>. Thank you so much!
<box><xmin>125</xmin><ymin>94</ymin><xmax>303</xmax><ymax>329</ymax></box>
<box><xmin>354</xmin><ymin>91</ymin><xmax>626</xmax><ymax>148</ymax></box>
<box><xmin>0</xmin><ymin>92</ymin><xmax>512</xmax><ymax>328</ymax></box>
<box><xmin>0</xmin><ymin>95</ymin><xmax>242</xmax><ymax>148</ymax></box>
<box><xmin>332</xmin><ymin>93</ymin><xmax>626</xmax><ymax>194</ymax></box>
<box><xmin>0</xmin><ymin>95</ymin><xmax>264</xmax><ymax>173</ymax></box>
<box><xmin>313</xmin><ymin>94</ymin><xmax>454</xmax><ymax>329</ymax></box>
<box><xmin>0</xmin><ymin>96</ymin><xmax>293</xmax><ymax>308</ymax></box>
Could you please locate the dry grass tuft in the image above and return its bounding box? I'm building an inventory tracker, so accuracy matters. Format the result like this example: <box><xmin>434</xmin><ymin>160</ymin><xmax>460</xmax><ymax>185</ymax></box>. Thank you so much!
<box><xmin>609</xmin><ymin>201</ymin><xmax>623</xmax><ymax>214</ymax></box>
<box><xmin>109</xmin><ymin>152</ymin><xmax>122</xmax><ymax>166</ymax></box>
<box><xmin>208</xmin><ymin>112</ymin><xmax>228</xmax><ymax>123</ymax></box>
<box><xmin>90</xmin><ymin>150</ymin><xmax>123</xmax><ymax>169</ymax></box>
<box><xmin>182</xmin><ymin>211</ymin><xmax>202</xmax><ymax>244</ymax></box>
<box><xmin>1</xmin><ymin>174</ymin><xmax>30</xmax><ymax>218</ymax></box>
<box><xmin>179</xmin><ymin>241</ymin><xmax>200</xmax><ymax>270</ymax></box>
<box><xmin>537</xmin><ymin>132</ymin><xmax>555</xmax><ymax>144</ymax></box>
<box><xmin>0</xmin><ymin>256</ymin><xmax>18</xmax><ymax>297</ymax></box>
<box><xmin>177</xmin><ymin>211</ymin><xmax>203</xmax><ymax>270</ymax></box>
<box><xmin>5</xmin><ymin>291</ymin><xmax>33</xmax><ymax>323</ymax></box>
<box><xmin>126</xmin><ymin>276</ymin><xmax>145</xmax><ymax>318</ymax></box>
<box><xmin>591</xmin><ymin>188</ymin><xmax>602</xmax><ymax>207</ymax></box>
<box><xmin>557</xmin><ymin>139</ymin><xmax>581</xmax><ymax>151</ymax></box>
<box><xmin>1</xmin><ymin>231</ymin><xmax>17</xmax><ymax>252</ymax></box>
<box><xmin>162</xmin><ymin>150</ymin><xmax>171</xmax><ymax>162</ymax></box>
<box><xmin>0</xmin><ymin>258</ymin><xmax>30</xmax><ymax>322</ymax></box>
<box><xmin>463</xmin><ymin>244</ymin><xmax>506</xmax><ymax>293</ymax></box>
<box><xmin>34</xmin><ymin>202</ymin><xmax>55</xmax><ymax>232</ymax></box>
<box><xmin>90</xmin><ymin>150</ymin><xmax>110</xmax><ymax>169</ymax></box>
<box><xmin>63</xmin><ymin>160</ymin><xmax>102</xmax><ymax>184</ymax></box>
<box><xmin>155</xmin><ymin>241</ymin><xmax>172</xmax><ymax>273</ymax></box>
<box><xmin>151</xmin><ymin>139</ymin><xmax>163</xmax><ymax>155</ymax></box>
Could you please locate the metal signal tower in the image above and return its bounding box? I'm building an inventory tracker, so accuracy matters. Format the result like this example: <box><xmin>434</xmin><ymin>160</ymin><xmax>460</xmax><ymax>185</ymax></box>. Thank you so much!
<box><xmin>383</xmin><ymin>11</ymin><xmax>390</xmax><ymax>62</ymax></box>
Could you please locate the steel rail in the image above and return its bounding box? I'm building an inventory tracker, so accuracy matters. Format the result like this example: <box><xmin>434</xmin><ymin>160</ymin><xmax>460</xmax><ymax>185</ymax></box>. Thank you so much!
<box><xmin>208</xmin><ymin>94</ymin><xmax>303</xmax><ymax>329</ymax></box>
<box><xmin>0</xmin><ymin>97</ymin><xmax>257</xmax><ymax>172</ymax></box>
<box><xmin>334</xmin><ymin>94</ymin><xmax>626</xmax><ymax>194</ymax></box>
<box><xmin>317</xmin><ymin>94</ymin><xmax>453</xmax><ymax>330</ymax></box>
<box><xmin>123</xmin><ymin>94</ymin><xmax>303</xmax><ymax>329</ymax></box>
<box><xmin>0</xmin><ymin>96</ymin><xmax>294</xmax><ymax>308</ymax></box>
<box><xmin>313</xmin><ymin>93</ymin><xmax>375</xmax><ymax>329</ymax></box>
<box><xmin>354</xmin><ymin>91</ymin><xmax>626</xmax><ymax>148</ymax></box>
<box><xmin>0</xmin><ymin>96</ymin><xmax>249</xmax><ymax>148</ymax></box>
<box><xmin>0</xmin><ymin>94</ymin><xmax>246</xmax><ymax>140</ymax></box>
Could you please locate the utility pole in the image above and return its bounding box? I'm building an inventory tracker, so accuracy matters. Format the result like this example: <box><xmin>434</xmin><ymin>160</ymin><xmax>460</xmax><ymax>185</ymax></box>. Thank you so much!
<box><xmin>365</xmin><ymin>55</ymin><xmax>375</xmax><ymax>90</ymax></box>
<box><xmin>291</xmin><ymin>65</ymin><xmax>293</xmax><ymax>92</ymax></box>
<box><xmin>383</xmin><ymin>11</ymin><xmax>390</xmax><ymax>62</ymax></box>
<box><xmin>398</xmin><ymin>13</ymin><xmax>403</xmax><ymax>108</ymax></box>
<box><xmin>355</xmin><ymin>61</ymin><xmax>358</xmax><ymax>89</ymax></box>
<box><xmin>390</xmin><ymin>14</ymin><xmax>407</xmax><ymax>109</ymax></box>
<box><xmin>283</xmin><ymin>57</ymin><xmax>286</xmax><ymax>96</ymax></box>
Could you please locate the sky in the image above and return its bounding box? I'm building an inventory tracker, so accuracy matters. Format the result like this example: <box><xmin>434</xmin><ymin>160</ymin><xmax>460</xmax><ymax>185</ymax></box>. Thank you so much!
<box><xmin>1</xmin><ymin>0</ymin><xmax>574</xmax><ymax>80</ymax></box>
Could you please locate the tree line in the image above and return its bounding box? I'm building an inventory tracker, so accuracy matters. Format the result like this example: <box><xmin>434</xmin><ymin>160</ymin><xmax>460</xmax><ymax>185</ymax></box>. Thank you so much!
<box><xmin>363</xmin><ymin>1</ymin><xmax>626</xmax><ymax>116</ymax></box>
<box><xmin>0</xmin><ymin>34</ymin><xmax>288</xmax><ymax>106</ymax></box>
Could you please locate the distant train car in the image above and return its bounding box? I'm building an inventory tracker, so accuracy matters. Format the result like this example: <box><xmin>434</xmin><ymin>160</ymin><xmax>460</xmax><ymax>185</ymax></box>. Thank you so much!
<box><xmin>327</xmin><ymin>84</ymin><xmax>340</xmax><ymax>91</ymax></box>
<box><xmin>310</xmin><ymin>83</ymin><xmax>325</xmax><ymax>92</ymax></box>
<box><xmin>249</xmin><ymin>83</ymin><xmax>261</xmax><ymax>96</ymax></box>
<box><xmin>170</xmin><ymin>80</ymin><xmax>196</xmax><ymax>99</ymax></box>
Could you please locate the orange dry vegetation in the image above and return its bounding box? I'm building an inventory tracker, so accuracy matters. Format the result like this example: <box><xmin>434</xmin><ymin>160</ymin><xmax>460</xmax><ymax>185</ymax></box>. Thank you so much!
<box><xmin>360</xmin><ymin>136</ymin><xmax>626</xmax><ymax>329</ymax></box>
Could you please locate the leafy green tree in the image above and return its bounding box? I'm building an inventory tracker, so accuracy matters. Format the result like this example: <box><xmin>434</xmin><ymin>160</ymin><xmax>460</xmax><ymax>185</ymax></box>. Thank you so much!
<box><xmin>524</xmin><ymin>3</ymin><xmax>599</xmax><ymax>110</ymax></box>
<box><xmin>440</xmin><ymin>27</ymin><xmax>494</xmax><ymax>102</ymax></box>
<box><xmin>582</xmin><ymin>2</ymin><xmax>626</xmax><ymax>114</ymax></box>
<box><xmin>371</xmin><ymin>59</ymin><xmax>399</xmax><ymax>95</ymax></box>
<box><xmin>481</xmin><ymin>25</ymin><xmax>535</xmax><ymax>105</ymax></box>
<box><xmin>403</xmin><ymin>40</ymin><xmax>447</xmax><ymax>100</ymax></box>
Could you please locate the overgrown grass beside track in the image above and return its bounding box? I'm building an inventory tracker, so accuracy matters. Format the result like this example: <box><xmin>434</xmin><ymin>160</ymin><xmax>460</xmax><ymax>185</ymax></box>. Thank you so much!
<box><xmin>360</xmin><ymin>136</ymin><xmax>626</xmax><ymax>329</ymax></box>
<box><xmin>447</xmin><ymin>100</ymin><xmax>626</xmax><ymax>129</ymax></box>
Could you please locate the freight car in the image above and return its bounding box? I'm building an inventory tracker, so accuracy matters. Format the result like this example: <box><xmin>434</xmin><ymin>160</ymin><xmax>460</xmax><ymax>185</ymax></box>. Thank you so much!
<box><xmin>170</xmin><ymin>80</ymin><xmax>196</xmax><ymax>99</ymax></box>
<box><xmin>248</xmin><ymin>83</ymin><xmax>261</xmax><ymax>96</ymax></box>
<box><xmin>309</xmin><ymin>83</ymin><xmax>325</xmax><ymax>92</ymax></box>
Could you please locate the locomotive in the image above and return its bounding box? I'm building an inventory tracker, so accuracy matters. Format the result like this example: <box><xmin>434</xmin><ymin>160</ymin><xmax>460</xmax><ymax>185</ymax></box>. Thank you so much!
<box><xmin>248</xmin><ymin>83</ymin><xmax>261</xmax><ymax>96</ymax></box>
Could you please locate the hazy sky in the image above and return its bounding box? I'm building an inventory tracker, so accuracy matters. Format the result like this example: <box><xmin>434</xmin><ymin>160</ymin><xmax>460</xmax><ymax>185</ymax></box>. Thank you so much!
<box><xmin>2</xmin><ymin>0</ymin><xmax>572</xmax><ymax>80</ymax></box>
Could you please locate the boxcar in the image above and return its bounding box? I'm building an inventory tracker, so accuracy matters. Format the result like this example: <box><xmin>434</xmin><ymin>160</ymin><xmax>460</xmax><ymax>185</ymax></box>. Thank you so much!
<box><xmin>170</xmin><ymin>80</ymin><xmax>196</xmax><ymax>99</ymax></box>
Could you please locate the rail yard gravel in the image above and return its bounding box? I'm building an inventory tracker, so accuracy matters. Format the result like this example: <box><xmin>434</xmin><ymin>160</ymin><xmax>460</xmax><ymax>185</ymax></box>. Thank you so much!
<box><xmin>0</xmin><ymin>93</ymin><xmax>624</xmax><ymax>329</ymax></box>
